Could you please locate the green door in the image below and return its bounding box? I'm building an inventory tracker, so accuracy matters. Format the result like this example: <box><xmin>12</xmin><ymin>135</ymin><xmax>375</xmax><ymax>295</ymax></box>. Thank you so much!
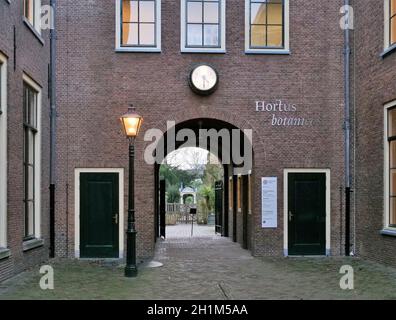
<box><xmin>80</xmin><ymin>173</ymin><xmax>119</xmax><ymax>258</ymax></box>
<box><xmin>288</xmin><ymin>173</ymin><xmax>326</xmax><ymax>255</ymax></box>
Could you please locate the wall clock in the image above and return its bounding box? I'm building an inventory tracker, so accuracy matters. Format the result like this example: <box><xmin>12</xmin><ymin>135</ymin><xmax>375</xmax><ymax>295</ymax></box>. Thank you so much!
<box><xmin>189</xmin><ymin>64</ymin><xmax>219</xmax><ymax>96</ymax></box>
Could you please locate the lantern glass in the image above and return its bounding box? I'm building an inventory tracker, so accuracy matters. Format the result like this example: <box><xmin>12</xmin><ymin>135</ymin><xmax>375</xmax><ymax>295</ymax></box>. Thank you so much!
<box><xmin>120</xmin><ymin>109</ymin><xmax>143</xmax><ymax>138</ymax></box>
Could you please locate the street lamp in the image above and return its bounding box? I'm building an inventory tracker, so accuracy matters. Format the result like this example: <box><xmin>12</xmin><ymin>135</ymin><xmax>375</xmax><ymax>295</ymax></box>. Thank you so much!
<box><xmin>120</xmin><ymin>106</ymin><xmax>143</xmax><ymax>277</ymax></box>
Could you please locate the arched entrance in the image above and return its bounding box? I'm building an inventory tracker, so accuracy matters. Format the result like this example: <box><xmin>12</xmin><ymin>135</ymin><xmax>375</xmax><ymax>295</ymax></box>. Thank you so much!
<box><xmin>152</xmin><ymin>118</ymin><xmax>253</xmax><ymax>251</ymax></box>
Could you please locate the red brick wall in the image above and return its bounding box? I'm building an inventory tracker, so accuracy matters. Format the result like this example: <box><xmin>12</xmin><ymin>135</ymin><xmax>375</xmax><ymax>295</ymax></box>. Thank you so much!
<box><xmin>55</xmin><ymin>0</ymin><xmax>346</xmax><ymax>259</ymax></box>
<box><xmin>0</xmin><ymin>0</ymin><xmax>51</xmax><ymax>282</ymax></box>
<box><xmin>354</xmin><ymin>0</ymin><xmax>396</xmax><ymax>266</ymax></box>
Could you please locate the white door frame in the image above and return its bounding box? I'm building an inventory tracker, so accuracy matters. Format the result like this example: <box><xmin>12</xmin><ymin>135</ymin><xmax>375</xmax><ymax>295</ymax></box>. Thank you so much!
<box><xmin>283</xmin><ymin>169</ymin><xmax>331</xmax><ymax>256</ymax></box>
<box><xmin>74</xmin><ymin>168</ymin><xmax>124</xmax><ymax>259</ymax></box>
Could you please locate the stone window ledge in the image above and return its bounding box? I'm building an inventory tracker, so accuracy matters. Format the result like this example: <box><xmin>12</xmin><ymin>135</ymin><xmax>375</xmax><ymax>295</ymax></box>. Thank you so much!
<box><xmin>0</xmin><ymin>248</ymin><xmax>10</xmax><ymax>260</ymax></box>
<box><xmin>23</xmin><ymin>238</ymin><xmax>44</xmax><ymax>252</ymax></box>
<box><xmin>381</xmin><ymin>44</ymin><xmax>396</xmax><ymax>58</ymax></box>
<box><xmin>23</xmin><ymin>17</ymin><xmax>45</xmax><ymax>46</ymax></box>
<box><xmin>380</xmin><ymin>228</ymin><xmax>396</xmax><ymax>237</ymax></box>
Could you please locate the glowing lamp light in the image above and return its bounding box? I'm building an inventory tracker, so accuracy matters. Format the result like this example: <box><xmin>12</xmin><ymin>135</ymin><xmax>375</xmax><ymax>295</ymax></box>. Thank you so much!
<box><xmin>120</xmin><ymin>106</ymin><xmax>143</xmax><ymax>139</ymax></box>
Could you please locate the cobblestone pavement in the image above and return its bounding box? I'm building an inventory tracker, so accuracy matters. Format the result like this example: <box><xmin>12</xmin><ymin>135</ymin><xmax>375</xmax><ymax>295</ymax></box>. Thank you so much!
<box><xmin>1</xmin><ymin>225</ymin><xmax>396</xmax><ymax>299</ymax></box>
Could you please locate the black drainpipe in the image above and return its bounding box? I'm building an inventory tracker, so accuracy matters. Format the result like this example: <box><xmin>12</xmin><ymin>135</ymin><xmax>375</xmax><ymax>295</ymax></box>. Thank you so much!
<box><xmin>49</xmin><ymin>0</ymin><xmax>57</xmax><ymax>258</ymax></box>
<box><xmin>343</xmin><ymin>0</ymin><xmax>351</xmax><ymax>257</ymax></box>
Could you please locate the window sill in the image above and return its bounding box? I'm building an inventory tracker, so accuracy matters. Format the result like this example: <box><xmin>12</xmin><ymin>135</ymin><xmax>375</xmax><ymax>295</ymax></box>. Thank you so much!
<box><xmin>245</xmin><ymin>49</ymin><xmax>290</xmax><ymax>55</ymax></box>
<box><xmin>181</xmin><ymin>48</ymin><xmax>226</xmax><ymax>54</ymax></box>
<box><xmin>380</xmin><ymin>228</ymin><xmax>396</xmax><ymax>237</ymax></box>
<box><xmin>381</xmin><ymin>44</ymin><xmax>396</xmax><ymax>58</ymax></box>
<box><xmin>23</xmin><ymin>17</ymin><xmax>45</xmax><ymax>46</ymax></box>
<box><xmin>0</xmin><ymin>248</ymin><xmax>10</xmax><ymax>260</ymax></box>
<box><xmin>115</xmin><ymin>47</ymin><xmax>161</xmax><ymax>53</ymax></box>
<box><xmin>23</xmin><ymin>238</ymin><xmax>44</xmax><ymax>252</ymax></box>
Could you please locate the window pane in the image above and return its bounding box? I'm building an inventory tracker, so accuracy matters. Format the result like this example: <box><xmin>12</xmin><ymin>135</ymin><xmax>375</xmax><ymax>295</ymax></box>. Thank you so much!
<box><xmin>251</xmin><ymin>4</ymin><xmax>266</xmax><ymax>25</ymax></box>
<box><xmin>27</xmin><ymin>201</ymin><xmax>34</xmax><ymax>237</ymax></box>
<box><xmin>251</xmin><ymin>25</ymin><xmax>266</xmax><ymax>47</ymax></box>
<box><xmin>267</xmin><ymin>25</ymin><xmax>283</xmax><ymax>46</ymax></box>
<box><xmin>29</xmin><ymin>90</ymin><xmax>37</xmax><ymax>127</ymax></box>
<box><xmin>122</xmin><ymin>1</ymin><xmax>138</xmax><ymax>22</ymax></box>
<box><xmin>389</xmin><ymin>109</ymin><xmax>396</xmax><ymax>137</ymax></box>
<box><xmin>392</xmin><ymin>0</ymin><xmax>396</xmax><ymax>16</ymax></box>
<box><xmin>24</xmin><ymin>0</ymin><xmax>34</xmax><ymax>24</ymax></box>
<box><xmin>390</xmin><ymin>141</ymin><xmax>396</xmax><ymax>168</ymax></box>
<box><xmin>390</xmin><ymin>197</ymin><xmax>396</xmax><ymax>226</ymax></box>
<box><xmin>391</xmin><ymin>169</ymin><xmax>396</xmax><ymax>196</ymax></box>
<box><xmin>391</xmin><ymin>17</ymin><xmax>396</xmax><ymax>46</ymax></box>
<box><xmin>204</xmin><ymin>2</ymin><xmax>219</xmax><ymax>23</ymax></box>
<box><xmin>139</xmin><ymin>23</ymin><xmax>155</xmax><ymax>45</ymax></box>
<box><xmin>28</xmin><ymin>166</ymin><xmax>34</xmax><ymax>200</ymax></box>
<box><xmin>122</xmin><ymin>23</ymin><xmax>138</xmax><ymax>45</ymax></box>
<box><xmin>187</xmin><ymin>24</ymin><xmax>202</xmax><ymax>46</ymax></box>
<box><xmin>139</xmin><ymin>1</ymin><xmax>155</xmax><ymax>23</ymax></box>
<box><xmin>27</xmin><ymin>130</ymin><xmax>35</xmax><ymax>164</ymax></box>
<box><xmin>204</xmin><ymin>25</ymin><xmax>219</xmax><ymax>46</ymax></box>
<box><xmin>267</xmin><ymin>3</ymin><xmax>283</xmax><ymax>25</ymax></box>
<box><xmin>187</xmin><ymin>2</ymin><xmax>202</xmax><ymax>23</ymax></box>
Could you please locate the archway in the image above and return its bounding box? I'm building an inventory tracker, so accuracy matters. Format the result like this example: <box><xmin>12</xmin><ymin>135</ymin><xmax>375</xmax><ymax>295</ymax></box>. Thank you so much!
<box><xmin>153</xmin><ymin>118</ymin><xmax>253</xmax><ymax>251</ymax></box>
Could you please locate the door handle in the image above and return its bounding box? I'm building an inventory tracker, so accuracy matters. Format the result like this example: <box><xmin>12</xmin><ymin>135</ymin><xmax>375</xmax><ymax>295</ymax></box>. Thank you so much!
<box><xmin>113</xmin><ymin>214</ymin><xmax>119</xmax><ymax>225</ymax></box>
<box><xmin>288</xmin><ymin>211</ymin><xmax>294</xmax><ymax>222</ymax></box>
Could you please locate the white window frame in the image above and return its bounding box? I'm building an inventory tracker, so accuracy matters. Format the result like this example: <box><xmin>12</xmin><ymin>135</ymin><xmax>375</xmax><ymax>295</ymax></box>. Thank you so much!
<box><xmin>115</xmin><ymin>0</ymin><xmax>162</xmax><ymax>53</ymax></box>
<box><xmin>0</xmin><ymin>53</ymin><xmax>7</xmax><ymax>250</ymax></box>
<box><xmin>180</xmin><ymin>0</ymin><xmax>226</xmax><ymax>53</ymax></box>
<box><xmin>22</xmin><ymin>73</ymin><xmax>42</xmax><ymax>241</ymax></box>
<box><xmin>245</xmin><ymin>0</ymin><xmax>289</xmax><ymax>54</ymax></box>
<box><xmin>23</xmin><ymin>0</ymin><xmax>42</xmax><ymax>35</ymax></box>
<box><xmin>384</xmin><ymin>100</ymin><xmax>396</xmax><ymax>232</ymax></box>
<box><xmin>384</xmin><ymin>0</ymin><xmax>396</xmax><ymax>53</ymax></box>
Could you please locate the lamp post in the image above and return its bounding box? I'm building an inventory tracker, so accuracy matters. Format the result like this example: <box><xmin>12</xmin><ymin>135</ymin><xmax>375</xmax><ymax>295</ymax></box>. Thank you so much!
<box><xmin>120</xmin><ymin>106</ymin><xmax>143</xmax><ymax>277</ymax></box>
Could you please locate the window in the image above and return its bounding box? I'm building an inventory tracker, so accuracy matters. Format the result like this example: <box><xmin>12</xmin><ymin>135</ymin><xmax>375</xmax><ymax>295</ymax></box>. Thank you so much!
<box><xmin>385</xmin><ymin>103</ymin><xmax>396</xmax><ymax>229</ymax></box>
<box><xmin>181</xmin><ymin>0</ymin><xmax>226</xmax><ymax>53</ymax></box>
<box><xmin>116</xmin><ymin>0</ymin><xmax>161</xmax><ymax>52</ymax></box>
<box><xmin>0</xmin><ymin>53</ymin><xmax>7</xmax><ymax>250</ymax></box>
<box><xmin>245</xmin><ymin>0</ymin><xmax>289</xmax><ymax>54</ymax></box>
<box><xmin>23</xmin><ymin>75</ymin><xmax>41</xmax><ymax>241</ymax></box>
<box><xmin>23</xmin><ymin>0</ymin><xmax>41</xmax><ymax>34</ymax></box>
<box><xmin>385</xmin><ymin>0</ymin><xmax>396</xmax><ymax>50</ymax></box>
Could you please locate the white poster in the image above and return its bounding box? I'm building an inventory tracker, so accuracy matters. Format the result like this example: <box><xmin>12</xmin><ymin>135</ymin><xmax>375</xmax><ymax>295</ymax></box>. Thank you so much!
<box><xmin>262</xmin><ymin>177</ymin><xmax>278</xmax><ymax>228</ymax></box>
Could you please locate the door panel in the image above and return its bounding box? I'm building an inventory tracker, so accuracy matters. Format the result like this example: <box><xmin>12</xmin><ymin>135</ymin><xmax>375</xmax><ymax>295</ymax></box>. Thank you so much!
<box><xmin>288</xmin><ymin>173</ymin><xmax>326</xmax><ymax>255</ymax></box>
<box><xmin>242</xmin><ymin>175</ymin><xmax>249</xmax><ymax>250</ymax></box>
<box><xmin>80</xmin><ymin>173</ymin><xmax>119</xmax><ymax>258</ymax></box>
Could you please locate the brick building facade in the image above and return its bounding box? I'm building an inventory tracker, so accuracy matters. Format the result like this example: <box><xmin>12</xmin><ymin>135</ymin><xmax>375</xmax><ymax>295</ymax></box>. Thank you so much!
<box><xmin>354</xmin><ymin>0</ymin><xmax>396</xmax><ymax>266</ymax></box>
<box><xmin>54</xmin><ymin>0</ymin><xmax>347</xmax><ymax>261</ymax></box>
<box><xmin>0</xmin><ymin>0</ymin><xmax>51</xmax><ymax>282</ymax></box>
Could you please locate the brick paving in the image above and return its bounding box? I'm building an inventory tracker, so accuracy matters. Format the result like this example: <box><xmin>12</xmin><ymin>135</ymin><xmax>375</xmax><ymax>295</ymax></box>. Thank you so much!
<box><xmin>1</xmin><ymin>226</ymin><xmax>396</xmax><ymax>299</ymax></box>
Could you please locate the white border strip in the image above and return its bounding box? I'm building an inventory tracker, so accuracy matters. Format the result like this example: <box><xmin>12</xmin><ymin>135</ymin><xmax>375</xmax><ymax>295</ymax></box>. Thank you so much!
<box><xmin>283</xmin><ymin>169</ymin><xmax>331</xmax><ymax>256</ymax></box>
<box><xmin>0</xmin><ymin>53</ymin><xmax>7</xmax><ymax>248</ymax></box>
<box><xmin>74</xmin><ymin>168</ymin><xmax>124</xmax><ymax>259</ymax></box>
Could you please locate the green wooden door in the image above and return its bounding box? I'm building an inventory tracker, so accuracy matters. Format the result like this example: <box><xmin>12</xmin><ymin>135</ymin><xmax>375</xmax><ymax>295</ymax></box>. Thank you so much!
<box><xmin>288</xmin><ymin>173</ymin><xmax>326</xmax><ymax>255</ymax></box>
<box><xmin>80</xmin><ymin>173</ymin><xmax>119</xmax><ymax>258</ymax></box>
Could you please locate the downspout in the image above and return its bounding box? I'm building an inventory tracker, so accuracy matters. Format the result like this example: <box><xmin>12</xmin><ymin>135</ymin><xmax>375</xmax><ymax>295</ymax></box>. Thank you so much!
<box><xmin>343</xmin><ymin>0</ymin><xmax>351</xmax><ymax>257</ymax></box>
<box><xmin>49</xmin><ymin>0</ymin><xmax>57</xmax><ymax>258</ymax></box>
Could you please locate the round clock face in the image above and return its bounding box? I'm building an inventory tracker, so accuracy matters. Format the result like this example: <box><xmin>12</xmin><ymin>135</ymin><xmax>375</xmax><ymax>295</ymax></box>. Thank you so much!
<box><xmin>189</xmin><ymin>65</ymin><xmax>218</xmax><ymax>95</ymax></box>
